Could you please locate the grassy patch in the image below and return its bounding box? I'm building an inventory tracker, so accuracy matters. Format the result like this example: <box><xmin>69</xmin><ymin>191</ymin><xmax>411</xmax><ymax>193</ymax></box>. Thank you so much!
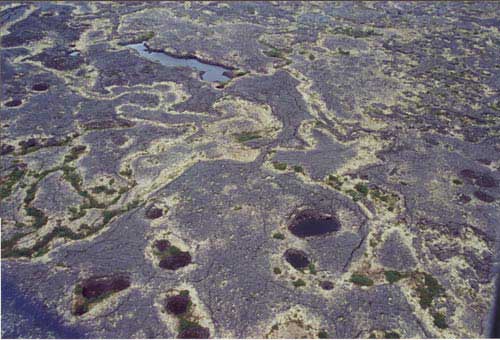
<box><xmin>416</xmin><ymin>273</ymin><xmax>444</xmax><ymax>309</ymax></box>
<box><xmin>346</xmin><ymin>189</ymin><xmax>363</xmax><ymax>202</ymax></box>
<box><xmin>120</xmin><ymin>168</ymin><xmax>132</xmax><ymax>178</ymax></box>
<box><xmin>293</xmin><ymin>165</ymin><xmax>304</xmax><ymax>173</ymax></box>
<box><xmin>264</xmin><ymin>47</ymin><xmax>284</xmax><ymax>58</ymax></box>
<box><xmin>91</xmin><ymin>185</ymin><xmax>116</xmax><ymax>195</ymax></box>
<box><xmin>292</xmin><ymin>279</ymin><xmax>306</xmax><ymax>288</ymax></box>
<box><xmin>318</xmin><ymin>330</ymin><xmax>328</xmax><ymax>338</ymax></box>
<box><xmin>432</xmin><ymin>312</ymin><xmax>448</xmax><ymax>329</ymax></box>
<box><xmin>0</xmin><ymin>167</ymin><xmax>26</xmax><ymax>199</ymax></box>
<box><xmin>178</xmin><ymin>318</ymin><xmax>201</xmax><ymax>332</ymax></box>
<box><xmin>64</xmin><ymin>145</ymin><xmax>86</xmax><ymax>163</ymax></box>
<box><xmin>384</xmin><ymin>331</ymin><xmax>401</xmax><ymax>338</ymax></box>
<box><xmin>273</xmin><ymin>267</ymin><xmax>282</xmax><ymax>275</ymax></box>
<box><xmin>354</xmin><ymin>183</ymin><xmax>369</xmax><ymax>196</ymax></box>
<box><xmin>234</xmin><ymin>131</ymin><xmax>261</xmax><ymax>143</ymax></box>
<box><xmin>326</xmin><ymin>174</ymin><xmax>343</xmax><ymax>190</ymax></box>
<box><xmin>272</xmin><ymin>161</ymin><xmax>287</xmax><ymax>171</ymax></box>
<box><xmin>25</xmin><ymin>207</ymin><xmax>48</xmax><ymax>229</ymax></box>
<box><xmin>308</xmin><ymin>263</ymin><xmax>317</xmax><ymax>275</ymax></box>
<box><xmin>384</xmin><ymin>270</ymin><xmax>407</xmax><ymax>284</ymax></box>
<box><xmin>272</xmin><ymin>232</ymin><xmax>285</xmax><ymax>240</ymax></box>
<box><xmin>350</xmin><ymin>274</ymin><xmax>373</xmax><ymax>286</ymax></box>
<box><xmin>68</xmin><ymin>206</ymin><xmax>86</xmax><ymax>221</ymax></box>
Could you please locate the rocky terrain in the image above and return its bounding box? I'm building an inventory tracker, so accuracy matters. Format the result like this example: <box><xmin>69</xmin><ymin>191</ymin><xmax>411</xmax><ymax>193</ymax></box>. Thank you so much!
<box><xmin>1</xmin><ymin>1</ymin><xmax>499</xmax><ymax>338</ymax></box>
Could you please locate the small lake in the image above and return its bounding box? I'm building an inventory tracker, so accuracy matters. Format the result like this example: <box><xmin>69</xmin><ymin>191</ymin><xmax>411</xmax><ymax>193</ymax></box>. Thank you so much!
<box><xmin>127</xmin><ymin>42</ymin><xmax>231</xmax><ymax>82</ymax></box>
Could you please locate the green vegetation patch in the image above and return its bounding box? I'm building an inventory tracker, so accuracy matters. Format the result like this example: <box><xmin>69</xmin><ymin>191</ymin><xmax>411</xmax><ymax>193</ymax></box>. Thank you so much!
<box><xmin>326</xmin><ymin>174</ymin><xmax>343</xmax><ymax>190</ymax></box>
<box><xmin>0</xmin><ymin>167</ymin><xmax>26</xmax><ymax>199</ymax></box>
<box><xmin>318</xmin><ymin>330</ymin><xmax>329</xmax><ymax>338</ymax></box>
<box><xmin>272</xmin><ymin>232</ymin><xmax>285</xmax><ymax>240</ymax></box>
<box><xmin>354</xmin><ymin>183</ymin><xmax>369</xmax><ymax>196</ymax></box>
<box><xmin>416</xmin><ymin>273</ymin><xmax>444</xmax><ymax>309</ymax></box>
<box><xmin>432</xmin><ymin>312</ymin><xmax>448</xmax><ymax>329</ymax></box>
<box><xmin>384</xmin><ymin>331</ymin><xmax>401</xmax><ymax>338</ymax></box>
<box><xmin>272</xmin><ymin>161</ymin><xmax>287</xmax><ymax>171</ymax></box>
<box><xmin>384</xmin><ymin>270</ymin><xmax>407</xmax><ymax>284</ymax></box>
<box><xmin>350</xmin><ymin>273</ymin><xmax>374</xmax><ymax>286</ymax></box>
<box><xmin>292</xmin><ymin>279</ymin><xmax>306</xmax><ymax>288</ymax></box>
<box><xmin>234</xmin><ymin>131</ymin><xmax>261</xmax><ymax>143</ymax></box>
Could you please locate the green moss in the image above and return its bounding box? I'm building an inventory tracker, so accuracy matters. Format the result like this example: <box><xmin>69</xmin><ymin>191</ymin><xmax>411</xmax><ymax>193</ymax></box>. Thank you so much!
<box><xmin>91</xmin><ymin>185</ymin><xmax>116</xmax><ymax>195</ymax></box>
<box><xmin>53</xmin><ymin>226</ymin><xmax>85</xmax><ymax>240</ymax></box>
<box><xmin>74</xmin><ymin>284</ymin><xmax>83</xmax><ymax>295</ymax></box>
<box><xmin>318</xmin><ymin>330</ymin><xmax>328</xmax><ymax>338</ymax></box>
<box><xmin>102</xmin><ymin>209</ymin><xmax>121</xmax><ymax>224</ymax></box>
<box><xmin>234</xmin><ymin>131</ymin><xmax>261</xmax><ymax>143</ymax></box>
<box><xmin>308</xmin><ymin>54</ymin><xmax>316</xmax><ymax>61</ymax></box>
<box><xmin>452</xmin><ymin>178</ymin><xmax>463</xmax><ymax>185</ymax></box>
<box><xmin>293</xmin><ymin>165</ymin><xmax>304</xmax><ymax>173</ymax></box>
<box><xmin>416</xmin><ymin>273</ymin><xmax>444</xmax><ymax>309</ymax></box>
<box><xmin>33</xmin><ymin>246</ymin><xmax>50</xmax><ymax>257</ymax></box>
<box><xmin>338</xmin><ymin>48</ymin><xmax>350</xmax><ymax>55</ymax></box>
<box><xmin>272</xmin><ymin>232</ymin><xmax>285</xmax><ymax>240</ymax></box>
<box><xmin>292</xmin><ymin>279</ymin><xmax>306</xmax><ymax>288</ymax></box>
<box><xmin>350</xmin><ymin>274</ymin><xmax>373</xmax><ymax>286</ymax></box>
<box><xmin>308</xmin><ymin>263</ymin><xmax>317</xmax><ymax>275</ymax></box>
<box><xmin>264</xmin><ymin>47</ymin><xmax>284</xmax><ymax>58</ymax></box>
<box><xmin>272</xmin><ymin>161</ymin><xmax>287</xmax><ymax>171</ymax></box>
<box><xmin>273</xmin><ymin>267</ymin><xmax>282</xmax><ymax>275</ymax></box>
<box><xmin>354</xmin><ymin>183</ymin><xmax>369</xmax><ymax>196</ymax></box>
<box><xmin>25</xmin><ymin>207</ymin><xmax>48</xmax><ymax>229</ymax></box>
<box><xmin>384</xmin><ymin>331</ymin><xmax>401</xmax><ymax>338</ymax></box>
<box><xmin>433</xmin><ymin>312</ymin><xmax>448</xmax><ymax>329</ymax></box>
<box><xmin>24</xmin><ymin>183</ymin><xmax>38</xmax><ymax>204</ymax></box>
<box><xmin>384</xmin><ymin>270</ymin><xmax>407</xmax><ymax>284</ymax></box>
<box><xmin>64</xmin><ymin>146</ymin><xmax>86</xmax><ymax>163</ymax></box>
<box><xmin>326</xmin><ymin>174</ymin><xmax>342</xmax><ymax>190</ymax></box>
<box><xmin>345</xmin><ymin>189</ymin><xmax>363</xmax><ymax>202</ymax></box>
<box><xmin>68</xmin><ymin>206</ymin><xmax>86</xmax><ymax>221</ymax></box>
<box><xmin>0</xmin><ymin>167</ymin><xmax>26</xmax><ymax>199</ymax></box>
<box><xmin>179</xmin><ymin>290</ymin><xmax>190</xmax><ymax>297</ymax></box>
<box><xmin>178</xmin><ymin>318</ymin><xmax>200</xmax><ymax>332</ymax></box>
<box><xmin>332</xmin><ymin>26</ymin><xmax>380</xmax><ymax>38</ymax></box>
<box><xmin>120</xmin><ymin>168</ymin><xmax>132</xmax><ymax>177</ymax></box>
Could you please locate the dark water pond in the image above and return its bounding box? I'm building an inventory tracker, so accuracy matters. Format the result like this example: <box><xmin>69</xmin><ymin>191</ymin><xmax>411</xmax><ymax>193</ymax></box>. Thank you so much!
<box><xmin>288</xmin><ymin>210</ymin><xmax>341</xmax><ymax>238</ymax></box>
<box><xmin>127</xmin><ymin>42</ymin><xmax>231</xmax><ymax>82</ymax></box>
<box><xmin>1</xmin><ymin>275</ymin><xmax>83</xmax><ymax>338</ymax></box>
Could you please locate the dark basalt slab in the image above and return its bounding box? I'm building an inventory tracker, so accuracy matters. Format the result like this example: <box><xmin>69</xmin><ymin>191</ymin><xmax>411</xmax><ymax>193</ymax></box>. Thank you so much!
<box><xmin>159</xmin><ymin>252</ymin><xmax>192</xmax><ymax>270</ymax></box>
<box><xmin>165</xmin><ymin>294</ymin><xmax>190</xmax><ymax>315</ymax></box>
<box><xmin>178</xmin><ymin>326</ymin><xmax>210</xmax><ymax>339</ymax></box>
<box><xmin>154</xmin><ymin>239</ymin><xmax>171</xmax><ymax>252</ymax></box>
<box><xmin>81</xmin><ymin>275</ymin><xmax>130</xmax><ymax>299</ymax></box>
<box><xmin>284</xmin><ymin>249</ymin><xmax>310</xmax><ymax>269</ymax></box>
<box><xmin>288</xmin><ymin>210</ymin><xmax>341</xmax><ymax>238</ymax></box>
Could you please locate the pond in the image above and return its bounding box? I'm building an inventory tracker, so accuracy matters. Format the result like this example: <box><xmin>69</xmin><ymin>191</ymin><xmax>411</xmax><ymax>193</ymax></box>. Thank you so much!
<box><xmin>127</xmin><ymin>42</ymin><xmax>231</xmax><ymax>82</ymax></box>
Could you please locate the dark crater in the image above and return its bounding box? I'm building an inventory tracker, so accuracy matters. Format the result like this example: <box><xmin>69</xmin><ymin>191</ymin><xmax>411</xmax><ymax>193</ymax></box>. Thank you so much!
<box><xmin>80</xmin><ymin>274</ymin><xmax>130</xmax><ymax>300</ymax></box>
<box><xmin>0</xmin><ymin>144</ymin><xmax>15</xmax><ymax>155</ymax></box>
<box><xmin>320</xmin><ymin>280</ymin><xmax>334</xmax><ymax>290</ymax></box>
<box><xmin>159</xmin><ymin>252</ymin><xmax>192</xmax><ymax>270</ymax></box>
<box><xmin>284</xmin><ymin>249</ymin><xmax>310</xmax><ymax>269</ymax></box>
<box><xmin>476</xmin><ymin>174</ymin><xmax>497</xmax><ymax>188</ymax></box>
<box><xmin>288</xmin><ymin>209</ymin><xmax>340</xmax><ymax>238</ymax></box>
<box><xmin>165</xmin><ymin>294</ymin><xmax>190</xmax><ymax>315</ymax></box>
<box><xmin>32</xmin><ymin>83</ymin><xmax>50</xmax><ymax>91</ymax></box>
<box><xmin>146</xmin><ymin>205</ymin><xmax>163</xmax><ymax>219</ymax></box>
<box><xmin>178</xmin><ymin>326</ymin><xmax>210</xmax><ymax>339</ymax></box>
<box><xmin>4</xmin><ymin>99</ymin><xmax>22</xmax><ymax>107</ymax></box>
<box><xmin>154</xmin><ymin>239</ymin><xmax>171</xmax><ymax>252</ymax></box>
<box><xmin>474</xmin><ymin>191</ymin><xmax>495</xmax><ymax>203</ymax></box>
